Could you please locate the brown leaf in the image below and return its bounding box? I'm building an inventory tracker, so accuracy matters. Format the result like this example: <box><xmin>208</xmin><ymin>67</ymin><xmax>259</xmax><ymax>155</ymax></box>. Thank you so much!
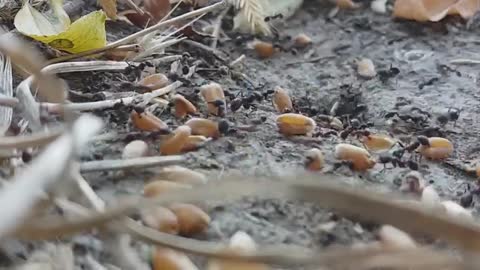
<box><xmin>144</xmin><ymin>0</ymin><xmax>171</xmax><ymax>23</ymax></box>
<box><xmin>100</xmin><ymin>0</ymin><xmax>118</xmax><ymax>19</ymax></box>
<box><xmin>120</xmin><ymin>10</ymin><xmax>155</xmax><ymax>28</ymax></box>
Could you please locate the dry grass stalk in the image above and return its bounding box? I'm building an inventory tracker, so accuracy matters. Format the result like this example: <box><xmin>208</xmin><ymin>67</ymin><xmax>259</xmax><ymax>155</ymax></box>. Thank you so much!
<box><xmin>0</xmin><ymin>53</ymin><xmax>13</xmax><ymax>135</ymax></box>
<box><xmin>80</xmin><ymin>155</ymin><xmax>184</xmax><ymax>172</ymax></box>
<box><xmin>0</xmin><ymin>128</ymin><xmax>63</xmax><ymax>150</ymax></box>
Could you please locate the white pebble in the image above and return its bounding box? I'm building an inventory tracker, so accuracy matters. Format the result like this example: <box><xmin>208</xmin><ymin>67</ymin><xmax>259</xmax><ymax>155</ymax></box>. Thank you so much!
<box><xmin>122</xmin><ymin>140</ymin><xmax>149</xmax><ymax>159</ymax></box>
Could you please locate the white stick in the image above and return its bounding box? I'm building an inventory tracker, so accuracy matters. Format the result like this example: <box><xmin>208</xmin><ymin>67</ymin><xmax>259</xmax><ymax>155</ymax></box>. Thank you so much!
<box><xmin>80</xmin><ymin>155</ymin><xmax>184</xmax><ymax>172</ymax></box>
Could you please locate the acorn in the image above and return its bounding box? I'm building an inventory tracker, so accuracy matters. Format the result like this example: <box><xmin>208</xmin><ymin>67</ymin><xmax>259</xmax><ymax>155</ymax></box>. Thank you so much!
<box><xmin>417</xmin><ymin>137</ymin><xmax>453</xmax><ymax>160</ymax></box>
<box><xmin>143</xmin><ymin>180</ymin><xmax>192</xmax><ymax>198</ymax></box>
<box><xmin>160</xmin><ymin>126</ymin><xmax>191</xmax><ymax>155</ymax></box>
<box><xmin>335</xmin><ymin>143</ymin><xmax>375</xmax><ymax>171</ymax></box>
<box><xmin>182</xmin><ymin>135</ymin><xmax>209</xmax><ymax>152</ymax></box>
<box><xmin>360</xmin><ymin>134</ymin><xmax>395</xmax><ymax>151</ymax></box>
<box><xmin>154</xmin><ymin>166</ymin><xmax>208</xmax><ymax>185</ymax></box>
<box><xmin>185</xmin><ymin>118</ymin><xmax>221</xmax><ymax>138</ymax></box>
<box><xmin>152</xmin><ymin>247</ymin><xmax>199</xmax><ymax>270</ymax></box>
<box><xmin>272</xmin><ymin>86</ymin><xmax>293</xmax><ymax>113</ymax></box>
<box><xmin>356</xmin><ymin>58</ymin><xmax>376</xmax><ymax>78</ymax></box>
<box><xmin>276</xmin><ymin>113</ymin><xmax>316</xmax><ymax>136</ymax></box>
<box><xmin>293</xmin><ymin>33</ymin><xmax>312</xmax><ymax>48</ymax></box>
<box><xmin>200</xmin><ymin>82</ymin><xmax>226</xmax><ymax>116</ymax></box>
<box><xmin>122</xmin><ymin>140</ymin><xmax>149</xmax><ymax>159</ymax></box>
<box><xmin>305</xmin><ymin>148</ymin><xmax>324</xmax><ymax>171</ymax></box>
<box><xmin>141</xmin><ymin>207</ymin><xmax>180</xmax><ymax>234</ymax></box>
<box><xmin>250</xmin><ymin>40</ymin><xmax>275</xmax><ymax>59</ymax></box>
<box><xmin>138</xmin><ymin>73</ymin><xmax>169</xmax><ymax>90</ymax></box>
<box><xmin>131</xmin><ymin>110</ymin><xmax>168</xmax><ymax>132</ymax></box>
<box><xmin>378</xmin><ymin>225</ymin><xmax>416</xmax><ymax>250</ymax></box>
<box><xmin>173</xmin><ymin>94</ymin><xmax>197</xmax><ymax>119</ymax></box>
<box><xmin>168</xmin><ymin>203</ymin><xmax>210</xmax><ymax>236</ymax></box>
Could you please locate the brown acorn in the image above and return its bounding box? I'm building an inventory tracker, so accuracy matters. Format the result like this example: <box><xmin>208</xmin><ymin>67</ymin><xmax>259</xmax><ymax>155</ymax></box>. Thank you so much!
<box><xmin>200</xmin><ymin>82</ymin><xmax>226</xmax><ymax>116</ymax></box>
<box><xmin>143</xmin><ymin>180</ymin><xmax>192</xmax><ymax>197</ymax></box>
<box><xmin>251</xmin><ymin>40</ymin><xmax>275</xmax><ymax>59</ymax></box>
<box><xmin>138</xmin><ymin>73</ymin><xmax>169</xmax><ymax>91</ymax></box>
<box><xmin>141</xmin><ymin>207</ymin><xmax>180</xmax><ymax>234</ymax></box>
<box><xmin>182</xmin><ymin>135</ymin><xmax>209</xmax><ymax>152</ymax></box>
<box><xmin>293</xmin><ymin>33</ymin><xmax>312</xmax><ymax>48</ymax></box>
<box><xmin>168</xmin><ymin>203</ymin><xmax>210</xmax><ymax>236</ymax></box>
<box><xmin>160</xmin><ymin>126</ymin><xmax>191</xmax><ymax>155</ymax></box>
<box><xmin>185</xmin><ymin>118</ymin><xmax>221</xmax><ymax>138</ymax></box>
<box><xmin>173</xmin><ymin>94</ymin><xmax>197</xmax><ymax>119</ymax></box>
<box><xmin>272</xmin><ymin>86</ymin><xmax>293</xmax><ymax>113</ymax></box>
<box><xmin>131</xmin><ymin>110</ymin><xmax>168</xmax><ymax>131</ymax></box>
<box><xmin>152</xmin><ymin>247</ymin><xmax>198</xmax><ymax>270</ymax></box>
<box><xmin>153</xmin><ymin>166</ymin><xmax>208</xmax><ymax>185</ymax></box>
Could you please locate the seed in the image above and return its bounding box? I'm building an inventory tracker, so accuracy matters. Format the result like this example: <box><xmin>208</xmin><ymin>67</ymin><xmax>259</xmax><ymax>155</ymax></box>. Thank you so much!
<box><xmin>251</xmin><ymin>40</ymin><xmax>275</xmax><ymax>59</ymax></box>
<box><xmin>168</xmin><ymin>203</ymin><xmax>210</xmax><ymax>236</ymax></box>
<box><xmin>228</xmin><ymin>231</ymin><xmax>257</xmax><ymax>252</ymax></box>
<box><xmin>378</xmin><ymin>225</ymin><xmax>416</xmax><ymax>249</ymax></box>
<box><xmin>153</xmin><ymin>166</ymin><xmax>208</xmax><ymax>185</ymax></box>
<box><xmin>185</xmin><ymin>118</ymin><xmax>221</xmax><ymax>138</ymax></box>
<box><xmin>160</xmin><ymin>126</ymin><xmax>191</xmax><ymax>155</ymax></box>
<box><xmin>272</xmin><ymin>86</ymin><xmax>293</xmax><ymax>113</ymax></box>
<box><xmin>152</xmin><ymin>247</ymin><xmax>199</xmax><ymax>270</ymax></box>
<box><xmin>141</xmin><ymin>207</ymin><xmax>179</xmax><ymax>234</ymax></box>
<box><xmin>122</xmin><ymin>140</ymin><xmax>149</xmax><ymax>159</ymax></box>
<box><xmin>131</xmin><ymin>110</ymin><xmax>168</xmax><ymax>131</ymax></box>
<box><xmin>143</xmin><ymin>180</ymin><xmax>192</xmax><ymax>197</ymax></box>
<box><xmin>173</xmin><ymin>94</ymin><xmax>197</xmax><ymax>119</ymax></box>
<box><xmin>200</xmin><ymin>82</ymin><xmax>226</xmax><ymax>116</ymax></box>
<box><xmin>293</xmin><ymin>33</ymin><xmax>312</xmax><ymax>48</ymax></box>
<box><xmin>138</xmin><ymin>73</ymin><xmax>169</xmax><ymax>90</ymax></box>
<box><xmin>356</xmin><ymin>58</ymin><xmax>376</xmax><ymax>78</ymax></box>
<box><xmin>182</xmin><ymin>135</ymin><xmax>209</xmax><ymax>152</ymax></box>
<box><xmin>418</xmin><ymin>137</ymin><xmax>453</xmax><ymax>160</ymax></box>
<box><xmin>360</xmin><ymin>134</ymin><xmax>395</xmax><ymax>151</ymax></box>
<box><xmin>276</xmin><ymin>113</ymin><xmax>316</xmax><ymax>136</ymax></box>
<box><xmin>305</xmin><ymin>148</ymin><xmax>324</xmax><ymax>171</ymax></box>
<box><xmin>336</xmin><ymin>0</ymin><xmax>360</xmax><ymax>9</ymax></box>
<box><xmin>335</xmin><ymin>143</ymin><xmax>376</xmax><ymax>171</ymax></box>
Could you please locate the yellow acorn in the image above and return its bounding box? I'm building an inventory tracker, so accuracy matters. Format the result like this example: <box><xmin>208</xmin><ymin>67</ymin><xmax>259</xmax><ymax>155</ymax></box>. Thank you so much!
<box><xmin>173</xmin><ymin>94</ymin><xmax>197</xmax><ymax>119</ymax></box>
<box><xmin>305</xmin><ymin>148</ymin><xmax>324</xmax><ymax>171</ymax></box>
<box><xmin>152</xmin><ymin>247</ymin><xmax>198</xmax><ymax>270</ymax></box>
<box><xmin>153</xmin><ymin>166</ymin><xmax>208</xmax><ymax>185</ymax></box>
<box><xmin>200</xmin><ymin>82</ymin><xmax>226</xmax><ymax>116</ymax></box>
<box><xmin>182</xmin><ymin>135</ymin><xmax>209</xmax><ymax>152</ymax></box>
<box><xmin>131</xmin><ymin>109</ymin><xmax>168</xmax><ymax>132</ymax></box>
<box><xmin>417</xmin><ymin>136</ymin><xmax>453</xmax><ymax>160</ymax></box>
<box><xmin>160</xmin><ymin>126</ymin><xmax>191</xmax><ymax>155</ymax></box>
<box><xmin>360</xmin><ymin>134</ymin><xmax>395</xmax><ymax>151</ymax></box>
<box><xmin>168</xmin><ymin>203</ymin><xmax>210</xmax><ymax>236</ymax></box>
<box><xmin>143</xmin><ymin>180</ymin><xmax>192</xmax><ymax>198</ymax></box>
<box><xmin>185</xmin><ymin>118</ymin><xmax>221</xmax><ymax>138</ymax></box>
<box><xmin>276</xmin><ymin>113</ymin><xmax>316</xmax><ymax>136</ymax></box>
<box><xmin>272</xmin><ymin>86</ymin><xmax>293</xmax><ymax>113</ymax></box>
<box><xmin>138</xmin><ymin>73</ymin><xmax>169</xmax><ymax>91</ymax></box>
<box><xmin>141</xmin><ymin>207</ymin><xmax>180</xmax><ymax>234</ymax></box>
<box><xmin>335</xmin><ymin>143</ymin><xmax>375</xmax><ymax>171</ymax></box>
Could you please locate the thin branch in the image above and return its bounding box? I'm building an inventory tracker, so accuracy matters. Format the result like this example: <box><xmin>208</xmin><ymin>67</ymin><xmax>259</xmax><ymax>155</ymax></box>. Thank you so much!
<box><xmin>80</xmin><ymin>155</ymin><xmax>185</xmax><ymax>172</ymax></box>
<box><xmin>210</xmin><ymin>7</ymin><xmax>230</xmax><ymax>49</ymax></box>
<box><xmin>48</xmin><ymin>1</ymin><xmax>227</xmax><ymax>64</ymax></box>
<box><xmin>0</xmin><ymin>94</ymin><xmax>18</xmax><ymax>108</ymax></box>
<box><xmin>0</xmin><ymin>128</ymin><xmax>64</xmax><ymax>150</ymax></box>
<box><xmin>121</xmin><ymin>0</ymin><xmax>145</xmax><ymax>15</ymax></box>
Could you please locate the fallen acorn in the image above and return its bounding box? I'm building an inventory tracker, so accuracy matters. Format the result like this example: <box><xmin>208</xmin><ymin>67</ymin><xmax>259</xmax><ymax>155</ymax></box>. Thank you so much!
<box><xmin>131</xmin><ymin>109</ymin><xmax>169</xmax><ymax>132</ymax></box>
<box><xmin>272</xmin><ymin>86</ymin><xmax>293</xmax><ymax>113</ymax></box>
<box><xmin>185</xmin><ymin>118</ymin><xmax>224</xmax><ymax>138</ymax></box>
<box><xmin>160</xmin><ymin>126</ymin><xmax>192</xmax><ymax>155</ymax></box>
<box><xmin>152</xmin><ymin>247</ymin><xmax>199</xmax><ymax>270</ymax></box>
<box><xmin>173</xmin><ymin>94</ymin><xmax>197</xmax><ymax>119</ymax></box>
<box><xmin>276</xmin><ymin>113</ymin><xmax>316</xmax><ymax>136</ymax></box>
<box><xmin>417</xmin><ymin>136</ymin><xmax>453</xmax><ymax>160</ymax></box>
<box><xmin>360</xmin><ymin>133</ymin><xmax>395</xmax><ymax>151</ymax></box>
<box><xmin>154</xmin><ymin>166</ymin><xmax>208</xmax><ymax>185</ymax></box>
<box><xmin>122</xmin><ymin>140</ymin><xmax>149</xmax><ymax>159</ymax></box>
<box><xmin>335</xmin><ymin>143</ymin><xmax>376</xmax><ymax>171</ymax></box>
<box><xmin>356</xmin><ymin>58</ymin><xmax>376</xmax><ymax>78</ymax></box>
<box><xmin>182</xmin><ymin>135</ymin><xmax>209</xmax><ymax>152</ymax></box>
<box><xmin>250</xmin><ymin>40</ymin><xmax>275</xmax><ymax>59</ymax></box>
<box><xmin>200</xmin><ymin>82</ymin><xmax>226</xmax><ymax>116</ymax></box>
<box><xmin>168</xmin><ymin>203</ymin><xmax>210</xmax><ymax>236</ymax></box>
<box><xmin>293</xmin><ymin>33</ymin><xmax>312</xmax><ymax>48</ymax></box>
<box><xmin>378</xmin><ymin>225</ymin><xmax>416</xmax><ymax>250</ymax></box>
<box><xmin>305</xmin><ymin>148</ymin><xmax>324</xmax><ymax>171</ymax></box>
<box><xmin>138</xmin><ymin>73</ymin><xmax>169</xmax><ymax>91</ymax></box>
<box><xmin>143</xmin><ymin>180</ymin><xmax>192</xmax><ymax>197</ymax></box>
<box><xmin>141</xmin><ymin>207</ymin><xmax>180</xmax><ymax>234</ymax></box>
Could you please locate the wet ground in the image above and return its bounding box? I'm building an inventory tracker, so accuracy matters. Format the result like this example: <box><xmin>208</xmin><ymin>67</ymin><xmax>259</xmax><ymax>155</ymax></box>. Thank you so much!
<box><xmin>12</xmin><ymin>0</ymin><xmax>480</xmax><ymax>266</ymax></box>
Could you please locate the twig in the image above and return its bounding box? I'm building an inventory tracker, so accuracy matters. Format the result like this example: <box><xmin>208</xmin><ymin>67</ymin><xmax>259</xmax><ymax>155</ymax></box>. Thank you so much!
<box><xmin>121</xmin><ymin>0</ymin><xmax>145</xmax><ymax>15</ymax></box>
<box><xmin>210</xmin><ymin>7</ymin><xmax>230</xmax><ymax>49</ymax></box>
<box><xmin>0</xmin><ymin>128</ymin><xmax>64</xmax><ymax>150</ymax></box>
<box><xmin>48</xmin><ymin>1</ymin><xmax>227</xmax><ymax>64</ymax></box>
<box><xmin>43</xmin><ymin>81</ymin><xmax>182</xmax><ymax>112</ymax></box>
<box><xmin>0</xmin><ymin>94</ymin><xmax>18</xmax><ymax>107</ymax></box>
<box><xmin>450</xmin><ymin>59</ymin><xmax>480</xmax><ymax>65</ymax></box>
<box><xmin>229</xmin><ymin>54</ymin><xmax>245</xmax><ymax>67</ymax></box>
<box><xmin>80</xmin><ymin>155</ymin><xmax>184</xmax><ymax>172</ymax></box>
<box><xmin>73</xmin><ymin>170</ymin><xmax>106</xmax><ymax>211</ymax></box>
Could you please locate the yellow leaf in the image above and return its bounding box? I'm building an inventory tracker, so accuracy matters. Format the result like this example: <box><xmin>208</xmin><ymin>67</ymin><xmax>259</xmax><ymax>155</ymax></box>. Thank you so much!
<box><xmin>15</xmin><ymin>0</ymin><xmax>107</xmax><ymax>54</ymax></box>
<box><xmin>99</xmin><ymin>0</ymin><xmax>118</xmax><ymax>19</ymax></box>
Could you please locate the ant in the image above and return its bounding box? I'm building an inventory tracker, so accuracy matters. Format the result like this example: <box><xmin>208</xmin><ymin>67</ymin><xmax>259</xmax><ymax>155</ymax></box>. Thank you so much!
<box><xmin>377</xmin><ymin>153</ymin><xmax>419</xmax><ymax>171</ymax></box>
<box><xmin>377</xmin><ymin>64</ymin><xmax>400</xmax><ymax>84</ymax></box>
<box><xmin>436</xmin><ymin>107</ymin><xmax>461</xmax><ymax>127</ymax></box>
<box><xmin>396</xmin><ymin>136</ymin><xmax>429</xmax><ymax>161</ymax></box>
<box><xmin>229</xmin><ymin>90</ymin><xmax>274</xmax><ymax>112</ymax></box>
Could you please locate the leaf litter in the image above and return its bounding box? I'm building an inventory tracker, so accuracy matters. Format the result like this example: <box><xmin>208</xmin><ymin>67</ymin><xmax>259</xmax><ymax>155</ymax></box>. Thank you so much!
<box><xmin>1</xmin><ymin>0</ymin><xmax>480</xmax><ymax>269</ymax></box>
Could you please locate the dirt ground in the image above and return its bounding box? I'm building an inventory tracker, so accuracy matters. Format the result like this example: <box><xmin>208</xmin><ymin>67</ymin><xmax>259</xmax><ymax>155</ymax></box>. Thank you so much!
<box><xmin>7</xmin><ymin>0</ymin><xmax>480</xmax><ymax>267</ymax></box>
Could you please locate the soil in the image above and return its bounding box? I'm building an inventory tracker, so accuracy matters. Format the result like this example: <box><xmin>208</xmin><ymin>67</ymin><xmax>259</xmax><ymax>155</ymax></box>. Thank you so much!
<box><xmin>6</xmin><ymin>0</ymin><xmax>480</xmax><ymax>268</ymax></box>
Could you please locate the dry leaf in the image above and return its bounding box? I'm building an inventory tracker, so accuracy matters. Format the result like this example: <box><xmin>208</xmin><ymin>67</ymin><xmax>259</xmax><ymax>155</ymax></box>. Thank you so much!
<box><xmin>393</xmin><ymin>0</ymin><xmax>479</xmax><ymax>22</ymax></box>
<box><xmin>100</xmin><ymin>0</ymin><xmax>118</xmax><ymax>19</ymax></box>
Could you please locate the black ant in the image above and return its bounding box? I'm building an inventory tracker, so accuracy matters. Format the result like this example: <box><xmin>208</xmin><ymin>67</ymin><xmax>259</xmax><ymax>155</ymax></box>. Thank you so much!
<box><xmin>377</xmin><ymin>65</ymin><xmax>400</xmax><ymax>83</ymax></box>
<box><xmin>377</xmin><ymin>153</ymin><xmax>419</xmax><ymax>171</ymax></box>
<box><xmin>229</xmin><ymin>90</ymin><xmax>273</xmax><ymax>112</ymax></box>
<box><xmin>437</xmin><ymin>107</ymin><xmax>461</xmax><ymax>127</ymax></box>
